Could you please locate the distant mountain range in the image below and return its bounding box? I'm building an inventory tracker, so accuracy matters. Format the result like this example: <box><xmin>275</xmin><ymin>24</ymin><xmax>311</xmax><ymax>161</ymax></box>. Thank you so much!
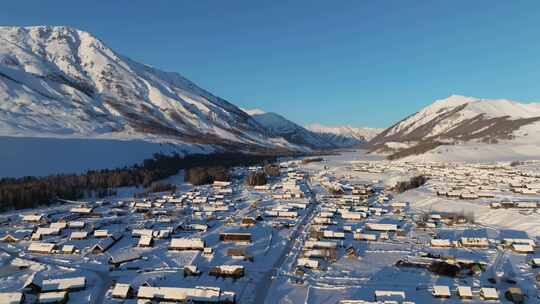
<box><xmin>306</xmin><ymin>123</ymin><xmax>383</xmax><ymax>144</ymax></box>
<box><xmin>368</xmin><ymin>95</ymin><xmax>540</xmax><ymax>160</ymax></box>
<box><xmin>244</xmin><ymin>109</ymin><xmax>379</xmax><ymax>149</ymax></box>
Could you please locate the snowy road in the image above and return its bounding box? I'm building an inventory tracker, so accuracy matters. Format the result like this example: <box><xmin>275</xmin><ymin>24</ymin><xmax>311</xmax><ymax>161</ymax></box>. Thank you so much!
<box><xmin>254</xmin><ymin>176</ymin><xmax>319</xmax><ymax>304</ymax></box>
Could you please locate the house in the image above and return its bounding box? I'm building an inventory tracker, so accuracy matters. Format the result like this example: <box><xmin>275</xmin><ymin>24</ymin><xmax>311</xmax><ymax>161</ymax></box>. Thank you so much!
<box><xmin>169</xmin><ymin>238</ymin><xmax>205</xmax><ymax>251</ymax></box>
<box><xmin>35</xmin><ymin>227</ymin><xmax>61</xmax><ymax>236</ymax></box>
<box><xmin>209</xmin><ymin>265</ymin><xmax>245</xmax><ymax>278</ymax></box>
<box><xmin>322</xmin><ymin>230</ymin><xmax>345</xmax><ymax>239</ymax></box>
<box><xmin>38</xmin><ymin>291</ymin><xmax>68</xmax><ymax>304</ymax></box>
<box><xmin>457</xmin><ymin>286</ymin><xmax>473</xmax><ymax>299</ymax></box>
<box><xmin>297</xmin><ymin>258</ymin><xmax>319</xmax><ymax>269</ymax></box>
<box><xmin>213</xmin><ymin>181</ymin><xmax>232</xmax><ymax>188</ymax></box>
<box><xmin>365</xmin><ymin>223</ymin><xmax>398</xmax><ymax>232</ymax></box>
<box><xmin>480</xmin><ymin>287</ymin><xmax>499</xmax><ymax>301</ymax></box>
<box><xmin>480</xmin><ymin>287</ymin><xmax>499</xmax><ymax>300</ymax></box>
<box><xmin>49</xmin><ymin>222</ymin><xmax>67</xmax><ymax>230</ymax></box>
<box><xmin>313</xmin><ymin>218</ymin><xmax>333</xmax><ymax>224</ymax></box>
<box><xmin>460</xmin><ymin>237</ymin><xmax>489</xmax><ymax>248</ymax></box>
<box><xmin>511</xmin><ymin>243</ymin><xmax>534</xmax><ymax>254</ymax></box>
<box><xmin>353</xmin><ymin>233</ymin><xmax>377</xmax><ymax>241</ymax></box>
<box><xmin>91</xmin><ymin>237</ymin><xmax>116</xmax><ymax>254</ymax></box>
<box><xmin>184</xmin><ymin>265</ymin><xmax>201</xmax><ymax>277</ymax></box>
<box><xmin>41</xmin><ymin>277</ymin><xmax>86</xmax><ymax>292</ymax></box>
<box><xmin>374</xmin><ymin>290</ymin><xmax>406</xmax><ymax>302</ymax></box>
<box><xmin>68</xmin><ymin>221</ymin><xmax>85</xmax><ymax>229</ymax></box>
<box><xmin>132</xmin><ymin>229</ymin><xmax>153</xmax><ymax>238</ymax></box>
<box><xmin>0</xmin><ymin>292</ymin><xmax>24</xmax><ymax>304</ymax></box>
<box><xmin>94</xmin><ymin>230</ymin><xmax>109</xmax><ymax>238</ymax></box>
<box><xmin>341</xmin><ymin>212</ymin><xmax>365</xmax><ymax>221</ymax></box>
<box><xmin>61</xmin><ymin>245</ymin><xmax>76</xmax><ymax>254</ymax></box>
<box><xmin>137</xmin><ymin>286</ymin><xmax>235</xmax><ymax>303</ymax></box>
<box><xmin>1</xmin><ymin>234</ymin><xmax>21</xmax><ymax>243</ymax></box>
<box><xmin>240</xmin><ymin>217</ymin><xmax>257</xmax><ymax>227</ymax></box>
<box><xmin>181</xmin><ymin>224</ymin><xmax>208</xmax><ymax>232</ymax></box>
<box><xmin>502</xmin><ymin>238</ymin><xmax>535</xmax><ymax>247</ymax></box>
<box><xmin>515</xmin><ymin>201</ymin><xmax>537</xmax><ymax>208</ymax></box>
<box><xmin>70</xmin><ymin>231</ymin><xmax>88</xmax><ymax>240</ymax></box>
<box><xmin>430</xmin><ymin>239</ymin><xmax>452</xmax><ymax>248</ymax></box>
<box><xmin>304</xmin><ymin>241</ymin><xmax>337</xmax><ymax>249</ymax></box>
<box><xmin>138</xmin><ymin>235</ymin><xmax>153</xmax><ymax>247</ymax></box>
<box><xmin>226</xmin><ymin>248</ymin><xmax>253</xmax><ymax>261</ymax></box>
<box><xmin>530</xmin><ymin>258</ymin><xmax>540</xmax><ymax>268</ymax></box>
<box><xmin>303</xmin><ymin>248</ymin><xmax>337</xmax><ymax>260</ymax></box>
<box><xmin>28</xmin><ymin>242</ymin><xmax>56</xmax><ymax>254</ymax></box>
<box><xmin>219</xmin><ymin>233</ymin><xmax>252</xmax><ymax>243</ymax></box>
<box><xmin>109</xmin><ymin>251</ymin><xmax>141</xmax><ymax>267</ymax></box>
<box><xmin>345</xmin><ymin>246</ymin><xmax>357</xmax><ymax>257</ymax></box>
<box><xmin>432</xmin><ymin>285</ymin><xmax>451</xmax><ymax>298</ymax></box>
<box><xmin>460</xmin><ymin>193</ymin><xmax>478</xmax><ymax>200</ymax></box>
<box><xmin>70</xmin><ymin>207</ymin><xmax>93</xmax><ymax>215</ymax></box>
<box><xmin>111</xmin><ymin>283</ymin><xmax>133</xmax><ymax>299</ymax></box>
<box><xmin>203</xmin><ymin>247</ymin><xmax>213</xmax><ymax>256</ymax></box>
<box><xmin>22</xmin><ymin>214</ymin><xmax>43</xmax><ymax>223</ymax></box>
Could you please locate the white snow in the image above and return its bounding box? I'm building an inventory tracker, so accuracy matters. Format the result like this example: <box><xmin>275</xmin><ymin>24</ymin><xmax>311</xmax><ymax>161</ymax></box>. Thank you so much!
<box><xmin>305</xmin><ymin>123</ymin><xmax>383</xmax><ymax>141</ymax></box>
<box><xmin>0</xmin><ymin>26</ymin><xmax>293</xmax><ymax>150</ymax></box>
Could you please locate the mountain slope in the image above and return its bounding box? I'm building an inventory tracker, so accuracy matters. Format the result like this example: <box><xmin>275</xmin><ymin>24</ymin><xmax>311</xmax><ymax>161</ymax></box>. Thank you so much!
<box><xmin>369</xmin><ymin>95</ymin><xmax>540</xmax><ymax>160</ymax></box>
<box><xmin>0</xmin><ymin>26</ymin><xmax>295</xmax><ymax>152</ymax></box>
<box><xmin>244</xmin><ymin>110</ymin><xmax>336</xmax><ymax>149</ymax></box>
<box><xmin>306</xmin><ymin>123</ymin><xmax>383</xmax><ymax>146</ymax></box>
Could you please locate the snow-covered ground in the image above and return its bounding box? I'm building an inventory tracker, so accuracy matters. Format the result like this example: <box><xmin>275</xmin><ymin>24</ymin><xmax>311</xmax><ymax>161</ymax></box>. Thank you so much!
<box><xmin>1</xmin><ymin>150</ymin><xmax>540</xmax><ymax>303</ymax></box>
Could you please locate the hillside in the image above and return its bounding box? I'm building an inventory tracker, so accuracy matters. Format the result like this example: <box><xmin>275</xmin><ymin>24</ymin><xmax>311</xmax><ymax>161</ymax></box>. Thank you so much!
<box><xmin>244</xmin><ymin>110</ymin><xmax>339</xmax><ymax>149</ymax></box>
<box><xmin>306</xmin><ymin>123</ymin><xmax>383</xmax><ymax>146</ymax></box>
<box><xmin>0</xmin><ymin>26</ymin><xmax>297</xmax><ymax>153</ymax></box>
<box><xmin>369</xmin><ymin>95</ymin><xmax>540</xmax><ymax>160</ymax></box>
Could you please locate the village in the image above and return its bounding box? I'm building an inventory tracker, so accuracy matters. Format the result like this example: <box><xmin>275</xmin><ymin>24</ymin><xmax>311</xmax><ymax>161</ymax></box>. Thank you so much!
<box><xmin>0</xmin><ymin>151</ymin><xmax>539</xmax><ymax>303</ymax></box>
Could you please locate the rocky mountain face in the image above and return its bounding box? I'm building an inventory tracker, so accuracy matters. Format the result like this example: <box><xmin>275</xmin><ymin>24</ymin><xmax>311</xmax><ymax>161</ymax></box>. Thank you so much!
<box><xmin>245</xmin><ymin>110</ymin><xmax>368</xmax><ymax>149</ymax></box>
<box><xmin>306</xmin><ymin>124</ymin><xmax>383</xmax><ymax>146</ymax></box>
<box><xmin>369</xmin><ymin>95</ymin><xmax>540</xmax><ymax>159</ymax></box>
<box><xmin>0</xmin><ymin>26</ymin><xmax>299</xmax><ymax>153</ymax></box>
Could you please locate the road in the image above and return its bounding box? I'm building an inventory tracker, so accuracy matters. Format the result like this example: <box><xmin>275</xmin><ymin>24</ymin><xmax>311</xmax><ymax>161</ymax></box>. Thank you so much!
<box><xmin>253</xmin><ymin>175</ymin><xmax>320</xmax><ymax>304</ymax></box>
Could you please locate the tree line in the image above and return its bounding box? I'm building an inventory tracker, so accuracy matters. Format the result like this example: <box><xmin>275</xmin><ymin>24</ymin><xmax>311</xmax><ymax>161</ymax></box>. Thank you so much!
<box><xmin>395</xmin><ymin>175</ymin><xmax>428</xmax><ymax>193</ymax></box>
<box><xmin>0</xmin><ymin>152</ymin><xmax>278</xmax><ymax>211</ymax></box>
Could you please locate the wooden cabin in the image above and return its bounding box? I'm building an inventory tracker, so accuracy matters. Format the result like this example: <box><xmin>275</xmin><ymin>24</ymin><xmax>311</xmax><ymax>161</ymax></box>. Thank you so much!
<box><xmin>111</xmin><ymin>283</ymin><xmax>133</xmax><ymax>300</ymax></box>
<box><xmin>169</xmin><ymin>238</ymin><xmax>205</xmax><ymax>251</ymax></box>
<box><xmin>209</xmin><ymin>265</ymin><xmax>245</xmax><ymax>279</ymax></box>
<box><xmin>219</xmin><ymin>233</ymin><xmax>252</xmax><ymax>243</ymax></box>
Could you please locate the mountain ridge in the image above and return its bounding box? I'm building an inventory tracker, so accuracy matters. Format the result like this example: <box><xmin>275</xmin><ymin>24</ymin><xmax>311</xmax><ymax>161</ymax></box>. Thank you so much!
<box><xmin>369</xmin><ymin>95</ymin><xmax>540</xmax><ymax>160</ymax></box>
<box><xmin>0</xmin><ymin>25</ymin><xmax>297</xmax><ymax>153</ymax></box>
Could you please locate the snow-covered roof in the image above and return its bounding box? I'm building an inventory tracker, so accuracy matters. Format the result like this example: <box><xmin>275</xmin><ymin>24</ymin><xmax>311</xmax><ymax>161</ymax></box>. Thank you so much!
<box><xmin>38</xmin><ymin>291</ymin><xmax>68</xmax><ymax>303</ymax></box>
<box><xmin>137</xmin><ymin>286</ymin><xmax>233</xmax><ymax>302</ymax></box>
<box><xmin>457</xmin><ymin>286</ymin><xmax>473</xmax><ymax>298</ymax></box>
<box><xmin>480</xmin><ymin>287</ymin><xmax>499</xmax><ymax>299</ymax></box>
<box><xmin>432</xmin><ymin>285</ymin><xmax>451</xmax><ymax>297</ymax></box>
<box><xmin>41</xmin><ymin>276</ymin><xmax>86</xmax><ymax>292</ymax></box>
<box><xmin>169</xmin><ymin>238</ymin><xmax>204</xmax><ymax>249</ymax></box>
<box><xmin>28</xmin><ymin>242</ymin><xmax>55</xmax><ymax>253</ymax></box>
<box><xmin>0</xmin><ymin>292</ymin><xmax>23</xmax><ymax>304</ymax></box>
<box><xmin>111</xmin><ymin>283</ymin><xmax>131</xmax><ymax>299</ymax></box>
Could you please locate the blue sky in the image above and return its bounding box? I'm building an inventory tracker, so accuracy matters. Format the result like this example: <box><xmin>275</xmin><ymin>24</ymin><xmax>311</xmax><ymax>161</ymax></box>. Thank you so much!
<box><xmin>2</xmin><ymin>1</ymin><xmax>540</xmax><ymax>128</ymax></box>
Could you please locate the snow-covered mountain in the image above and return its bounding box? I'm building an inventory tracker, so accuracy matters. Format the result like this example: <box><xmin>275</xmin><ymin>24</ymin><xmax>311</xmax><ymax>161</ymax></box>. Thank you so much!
<box><xmin>306</xmin><ymin>124</ymin><xmax>383</xmax><ymax>145</ymax></box>
<box><xmin>244</xmin><ymin>109</ymin><xmax>340</xmax><ymax>149</ymax></box>
<box><xmin>369</xmin><ymin>95</ymin><xmax>540</xmax><ymax>160</ymax></box>
<box><xmin>0</xmin><ymin>26</ymin><xmax>299</xmax><ymax>153</ymax></box>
